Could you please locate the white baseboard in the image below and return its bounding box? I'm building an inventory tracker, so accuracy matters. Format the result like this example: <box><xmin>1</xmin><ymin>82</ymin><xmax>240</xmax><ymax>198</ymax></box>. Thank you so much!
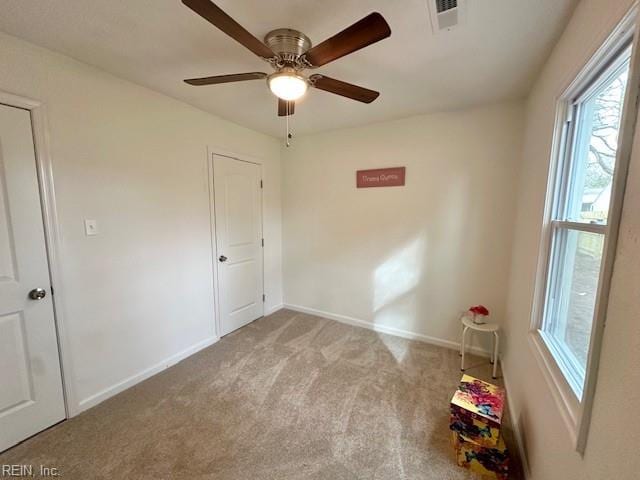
<box><xmin>265</xmin><ymin>303</ymin><xmax>284</xmax><ymax>316</ymax></box>
<box><xmin>282</xmin><ymin>303</ymin><xmax>491</xmax><ymax>358</ymax></box>
<box><xmin>76</xmin><ymin>336</ymin><xmax>219</xmax><ymax>413</ymax></box>
<box><xmin>501</xmin><ymin>360</ymin><xmax>531</xmax><ymax>479</ymax></box>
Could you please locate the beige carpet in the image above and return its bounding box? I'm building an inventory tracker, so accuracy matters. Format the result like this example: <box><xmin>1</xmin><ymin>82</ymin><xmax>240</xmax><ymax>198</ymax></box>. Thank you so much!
<box><xmin>1</xmin><ymin>309</ymin><xmax>522</xmax><ymax>479</ymax></box>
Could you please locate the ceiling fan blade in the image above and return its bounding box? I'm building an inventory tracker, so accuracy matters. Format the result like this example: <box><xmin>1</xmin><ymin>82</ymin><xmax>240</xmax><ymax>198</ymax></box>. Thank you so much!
<box><xmin>310</xmin><ymin>75</ymin><xmax>379</xmax><ymax>103</ymax></box>
<box><xmin>302</xmin><ymin>12</ymin><xmax>391</xmax><ymax>67</ymax></box>
<box><xmin>182</xmin><ymin>0</ymin><xmax>275</xmax><ymax>59</ymax></box>
<box><xmin>278</xmin><ymin>99</ymin><xmax>295</xmax><ymax>116</ymax></box>
<box><xmin>184</xmin><ymin>72</ymin><xmax>267</xmax><ymax>86</ymax></box>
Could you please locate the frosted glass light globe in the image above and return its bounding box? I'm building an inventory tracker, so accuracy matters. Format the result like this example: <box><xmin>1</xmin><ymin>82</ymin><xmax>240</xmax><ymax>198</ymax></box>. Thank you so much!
<box><xmin>268</xmin><ymin>71</ymin><xmax>308</xmax><ymax>101</ymax></box>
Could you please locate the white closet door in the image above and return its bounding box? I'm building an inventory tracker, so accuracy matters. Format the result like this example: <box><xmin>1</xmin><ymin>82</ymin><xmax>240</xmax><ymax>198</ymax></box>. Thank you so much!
<box><xmin>213</xmin><ymin>155</ymin><xmax>264</xmax><ymax>336</ymax></box>
<box><xmin>0</xmin><ymin>104</ymin><xmax>65</xmax><ymax>452</ymax></box>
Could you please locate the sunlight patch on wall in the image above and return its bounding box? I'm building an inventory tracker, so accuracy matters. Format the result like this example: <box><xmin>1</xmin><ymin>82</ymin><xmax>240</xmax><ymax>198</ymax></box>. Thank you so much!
<box><xmin>373</xmin><ymin>237</ymin><xmax>426</xmax><ymax>313</ymax></box>
<box><xmin>372</xmin><ymin>237</ymin><xmax>426</xmax><ymax>362</ymax></box>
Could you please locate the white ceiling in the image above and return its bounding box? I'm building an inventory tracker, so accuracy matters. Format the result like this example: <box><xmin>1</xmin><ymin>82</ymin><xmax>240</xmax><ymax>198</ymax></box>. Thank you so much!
<box><xmin>0</xmin><ymin>0</ymin><xmax>577</xmax><ymax>137</ymax></box>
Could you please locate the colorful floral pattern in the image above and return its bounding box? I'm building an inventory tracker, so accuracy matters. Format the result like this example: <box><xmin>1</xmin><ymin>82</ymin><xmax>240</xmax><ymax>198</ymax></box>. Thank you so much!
<box><xmin>450</xmin><ymin>374</ymin><xmax>507</xmax><ymax>477</ymax></box>
<box><xmin>451</xmin><ymin>375</ymin><xmax>505</xmax><ymax>425</ymax></box>
<box><xmin>449</xmin><ymin>407</ymin><xmax>502</xmax><ymax>448</ymax></box>
<box><xmin>452</xmin><ymin>432</ymin><xmax>509</xmax><ymax>480</ymax></box>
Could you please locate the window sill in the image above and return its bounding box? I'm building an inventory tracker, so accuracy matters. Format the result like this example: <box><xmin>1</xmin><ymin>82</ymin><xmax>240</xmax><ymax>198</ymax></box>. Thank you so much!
<box><xmin>528</xmin><ymin>330</ymin><xmax>581</xmax><ymax>447</ymax></box>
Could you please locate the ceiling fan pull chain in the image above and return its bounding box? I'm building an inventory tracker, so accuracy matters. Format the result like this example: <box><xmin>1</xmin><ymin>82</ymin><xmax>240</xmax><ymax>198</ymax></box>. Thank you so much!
<box><xmin>285</xmin><ymin>107</ymin><xmax>291</xmax><ymax>148</ymax></box>
<box><xmin>284</xmin><ymin>108</ymin><xmax>287</xmax><ymax>147</ymax></box>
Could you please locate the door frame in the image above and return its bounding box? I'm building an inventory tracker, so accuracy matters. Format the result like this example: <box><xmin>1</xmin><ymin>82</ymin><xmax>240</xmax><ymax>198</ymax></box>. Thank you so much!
<box><xmin>207</xmin><ymin>147</ymin><xmax>265</xmax><ymax>338</ymax></box>
<box><xmin>0</xmin><ymin>91</ymin><xmax>75</xmax><ymax>417</ymax></box>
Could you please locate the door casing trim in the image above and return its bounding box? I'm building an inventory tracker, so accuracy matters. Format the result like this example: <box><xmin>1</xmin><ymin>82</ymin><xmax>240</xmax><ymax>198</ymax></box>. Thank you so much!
<box><xmin>0</xmin><ymin>91</ymin><xmax>76</xmax><ymax>417</ymax></box>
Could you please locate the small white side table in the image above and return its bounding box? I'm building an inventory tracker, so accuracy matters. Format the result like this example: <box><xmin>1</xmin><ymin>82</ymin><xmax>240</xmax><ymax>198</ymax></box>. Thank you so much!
<box><xmin>460</xmin><ymin>316</ymin><xmax>500</xmax><ymax>379</ymax></box>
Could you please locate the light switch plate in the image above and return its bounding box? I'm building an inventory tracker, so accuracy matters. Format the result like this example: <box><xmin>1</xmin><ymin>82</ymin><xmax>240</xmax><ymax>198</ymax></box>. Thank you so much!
<box><xmin>84</xmin><ymin>219</ymin><xmax>98</xmax><ymax>236</ymax></box>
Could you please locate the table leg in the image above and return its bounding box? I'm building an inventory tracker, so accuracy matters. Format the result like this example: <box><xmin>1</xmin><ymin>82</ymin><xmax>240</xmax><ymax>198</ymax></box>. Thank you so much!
<box><xmin>490</xmin><ymin>333</ymin><xmax>495</xmax><ymax>365</ymax></box>
<box><xmin>461</xmin><ymin>326</ymin><xmax>469</xmax><ymax>372</ymax></box>
<box><xmin>492</xmin><ymin>331</ymin><xmax>500</xmax><ymax>379</ymax></box>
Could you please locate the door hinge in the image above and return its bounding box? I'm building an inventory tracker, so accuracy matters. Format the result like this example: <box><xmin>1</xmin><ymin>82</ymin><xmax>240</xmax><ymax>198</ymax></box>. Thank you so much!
<box><xmin>50</xmin><ymin>286</ymin><xmax>54</xmax><ymax>296</ymax></box>
<box><xmin>261</xmin><ymin>238</ymin><xmax>264</xmax><ymax>247</ymax></box>
<box><xmin>260</xmin><ymin>180</ymin><xmax>263</xmax><ymax>189</ymax></box>
<box><xmin>262</xmin><ymin>294</ymin><xmax>266</xmax><ymax>302</ymax></box>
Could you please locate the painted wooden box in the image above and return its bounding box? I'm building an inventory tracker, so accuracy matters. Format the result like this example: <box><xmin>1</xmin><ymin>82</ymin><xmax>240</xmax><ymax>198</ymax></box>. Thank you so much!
<box><xmin>451</xmin><ymin>432</ymin><xmax>509</xmax><ymax>480</ymax></box>
<box><xmin>450</xmin><ymin>375</ymin><xmax>505</xmax><ymax>448</ymax></box>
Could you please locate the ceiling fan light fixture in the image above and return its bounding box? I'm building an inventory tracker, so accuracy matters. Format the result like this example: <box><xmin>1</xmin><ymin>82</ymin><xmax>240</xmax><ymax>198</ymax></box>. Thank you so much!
<box><xmin>268</xmin><ymin>68</ymin><xmax>308</xmax><ymax>101</ymax></box>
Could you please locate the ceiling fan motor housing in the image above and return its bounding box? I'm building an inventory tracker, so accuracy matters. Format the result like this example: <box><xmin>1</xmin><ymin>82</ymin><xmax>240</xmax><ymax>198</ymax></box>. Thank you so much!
<box><xmin>264</xmin><ymin>29</ymin><xmax>312</xmax><ymax>64</ymax></box>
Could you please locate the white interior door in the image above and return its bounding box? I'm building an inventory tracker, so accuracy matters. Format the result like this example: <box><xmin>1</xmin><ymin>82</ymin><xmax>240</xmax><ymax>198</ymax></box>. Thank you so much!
<box><xmin>0</xmin><ymin>104</ymin><xmax>65</xmax><ymax>452</ymax></box>
<box><xmin>213</xmin><ymin>154</ymin><xmax>264</xmax><ymax>336</ymax></box>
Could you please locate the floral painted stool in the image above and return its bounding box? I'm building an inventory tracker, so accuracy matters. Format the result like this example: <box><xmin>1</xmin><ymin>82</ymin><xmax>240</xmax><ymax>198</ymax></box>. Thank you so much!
<box><xmin>460</xmin><ymin>315</ymin><xmax>500</xmax><ymax>379</ymax></box>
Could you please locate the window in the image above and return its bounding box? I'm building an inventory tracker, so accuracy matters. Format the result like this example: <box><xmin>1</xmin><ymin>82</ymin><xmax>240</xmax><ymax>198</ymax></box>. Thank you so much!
<box><xmin>532</xmin><ymin>12</ymin><xmax>638</xmax><ymax>452</ymax></box>
<box><xmin>541</xmin><ymin>48</ymin><xmax>630</xmax><ymax>397</ymax></box>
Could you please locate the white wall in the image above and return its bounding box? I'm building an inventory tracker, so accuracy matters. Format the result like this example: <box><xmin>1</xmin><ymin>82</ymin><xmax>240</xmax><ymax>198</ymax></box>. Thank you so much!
<box><xmin>282</xmin><ymin>102</ymin><xmax>524</xmax><ymax>351</ymax></box>
<box><xmin>0</xmin><ymin>32</ymin><xmax>282</xmax><ymax>414</ymax></box>
<box><xmin>503</xmin><ymin>1</ymin><xmax>640</xmax><ymax>478</ymax></box>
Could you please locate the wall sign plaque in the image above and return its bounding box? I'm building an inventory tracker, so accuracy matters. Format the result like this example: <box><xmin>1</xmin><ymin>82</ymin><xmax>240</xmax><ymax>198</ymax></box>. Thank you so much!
<box><xmin>356</xmin><ymin>167</ymin><xmax>405</xmax><ymax>188</ymax></box>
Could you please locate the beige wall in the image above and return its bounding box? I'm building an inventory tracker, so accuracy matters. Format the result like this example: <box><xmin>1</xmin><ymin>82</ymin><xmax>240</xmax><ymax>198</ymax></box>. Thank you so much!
<box><xmin>282</xmin><ymin>102</ymin><xmax>524</xmax><ymax>352</ymax></box>
<box><xmin>503</xmin><ymin>0</ymin><xmax>639</xmax><ymax>478</ymax></box>
<box><xmin>0</xmin><ymin>32</ymin><xmax>282</xmax><ymax>413</ymax></box>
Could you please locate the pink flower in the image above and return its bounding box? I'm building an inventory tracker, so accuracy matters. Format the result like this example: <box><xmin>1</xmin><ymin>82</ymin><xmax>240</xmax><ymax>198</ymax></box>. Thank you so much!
<box><xmin>469</xmin><ymin>305</ymin><xmax>490</xmax><ymax>316</ymax></box>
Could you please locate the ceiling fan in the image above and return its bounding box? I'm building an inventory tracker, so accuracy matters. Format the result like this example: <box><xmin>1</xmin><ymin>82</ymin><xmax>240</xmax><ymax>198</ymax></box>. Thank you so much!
<box><xmin>181</xmin><ymin>0</ymin><xmax>391</xmax><ymax>117</ymax></box>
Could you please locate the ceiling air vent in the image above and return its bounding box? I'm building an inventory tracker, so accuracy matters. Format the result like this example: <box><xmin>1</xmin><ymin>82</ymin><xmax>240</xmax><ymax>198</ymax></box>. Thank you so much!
<box><xmin>436</xmin><ymin>0</ymin><xmax>457</xmax><ymax>13</ymax></box>
<box><xmin>428</xmin><ymin>0</ymin><xmax>465</xmax><ymax>32</ymax></box>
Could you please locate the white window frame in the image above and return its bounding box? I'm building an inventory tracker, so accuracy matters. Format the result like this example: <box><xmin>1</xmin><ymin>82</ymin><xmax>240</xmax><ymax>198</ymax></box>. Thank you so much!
<box><xmin>530</xmin><ymin>8</ymin><xmax>640</xmax><ymax>454</ymax></box>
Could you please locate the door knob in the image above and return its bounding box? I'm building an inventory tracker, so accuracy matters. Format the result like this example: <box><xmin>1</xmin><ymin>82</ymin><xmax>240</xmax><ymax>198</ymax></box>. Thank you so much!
<box><xmin>28</xmin><ymin>288</ymin><xmax>47</xmax><ymax>300</ymax></box>
<box><xmin>219</xmin><ymin>255</ymin><xmax>228</xmax><ymax>262</ymax></box>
